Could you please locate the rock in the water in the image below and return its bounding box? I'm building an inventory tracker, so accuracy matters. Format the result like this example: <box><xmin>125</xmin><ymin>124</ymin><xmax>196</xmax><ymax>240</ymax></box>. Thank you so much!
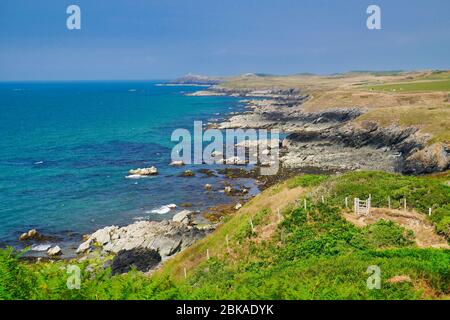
<box><xmin>111</xmin><ymin>248</ymin><xmax>161</xmax><ymax>275</ymax></box>
<box><xmin>76</xmin><ymin>239</ymin><xmax>92</xmax><ymax>254</ymax></box>
<box><xmin>78</xmin><ymin>220</ymin><xmax>208</xmax><ymax>259</ymax></box>
<box><xmin>170</xmin><ymin>160</ymin><xmax>185</xmax><ymax>166</ymax></box>
<box><xmin>128</xmin><ymin>166</ymin><xmax>158</xmax><ymax>176</ymax></box>
<box><xmin>172</xmin><ymin>210</ymin><xmax>192</xmax><ymax>224</ymax></box>
<box><xmin>224</xmin><ymin>186</ymin><xmax>233</xmax><ymax>194</ymax></box>
<box><xmin>204</xmin><ymin>183</ymin><xmax>213</xmax><ymax>191</ymax></box>
<box><xmin>19</xmin><ymin>229</ymin><xmax>42</xmax><ymax>241</ymax></box>
<box><xmin>47</xmin><ymin>246</ymin><xmax>62</xmax><ymax>256</ymax></box>
<box><xmin>181</xmin><ymin>170</ymin><xmax>195</xmax><ymax>177</ymax></box>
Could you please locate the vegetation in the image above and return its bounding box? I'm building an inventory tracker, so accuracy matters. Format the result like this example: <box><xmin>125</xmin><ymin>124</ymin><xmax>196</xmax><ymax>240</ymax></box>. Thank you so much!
<box><xmin>0</xmin><ymin>171</ymin><xmax>449</xmax><ymax>300</ymax></box>
<box><xmin>368</xmin><ymin>80</ymin><xmax>450</xmax><ymax>92</ymax></box>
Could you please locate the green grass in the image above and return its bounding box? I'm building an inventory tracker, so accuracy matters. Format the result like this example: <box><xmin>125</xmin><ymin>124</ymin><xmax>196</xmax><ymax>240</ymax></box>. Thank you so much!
<box><xmin>368</xmin><ymin>80</ymin><xmax>450</xmax><ymax>92</ymax></box>
<box><xmin>0</xmin><ymin>171</ymin><xmax>449</xmax><ymax>300</ymax></box>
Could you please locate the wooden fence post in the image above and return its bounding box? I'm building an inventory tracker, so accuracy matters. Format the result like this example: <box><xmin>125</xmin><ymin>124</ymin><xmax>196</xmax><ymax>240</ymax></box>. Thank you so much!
<box><xmin>249</xmin><ymin>219</ymin><xmax>254</xmax><ymax>233</ymax></box>
<box><xmin>429</xmin><ymin>208</ymin><xmax>432</xmax><ymax>216</ymax></box>
<box><xmin>206</xmin><ymin>249</ymin><xmax>210</xmax><ymax>260</ymax></box>
<box><xmin>404</xmin><ymin>198</ymin><xmax>407</xmax><ymax>211</ymax></box>
<box><xmin>321</xmin><ymin>196</ymin><xmax>325</xmax><ymax>203</ymax></box>
<box><xmin>345</xmin><ymin>197</ymin><xmax>348</xmax><ymax>208</ymax></box>
<box><xmin>304</xmin><ymin>199</ymin><xmax>307</xmax><ymax>210</ymax></box>
<box><xmin>184</xmin><ymin>267</ymin><xmax>187</xmax><ymax>279</ymax></box>
<box><xmin>388</xmin><ymin>196</ymin><xmax>391</xmax><ymax>209</ymax></box>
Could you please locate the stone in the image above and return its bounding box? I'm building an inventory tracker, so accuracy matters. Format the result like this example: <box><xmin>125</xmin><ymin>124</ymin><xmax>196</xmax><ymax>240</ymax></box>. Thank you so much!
<box><xmin>18</xmin><ymin>229</ymin><xmax>42</xmax><ymax>241</ymax></box>
<box><xmin>224</xmin><ymin>186</ymin><xmax>233</xmax><ymax>194</ymax></box>
<box><xmin>235</xmin><ymin>203</ymin><xmax>243</xmax><ymax>210</ymax></box>
<box><xmin>47</xmin><ymin>246</ymin><xmax>62</xmax><ymax>256</ymax></box>
<box><xmin>204</xmin><ymin>184</ymin><xmax>213</xmax><ymax>191</ymax></box>
<box><xmin>128</xmin><ymin>166</ymin><xmax>158</xmax><ymax>176</ymax></box>
<box><xmin>76</xmin><ymin>239</ymin><xmax>92</xmax><ymax>254</ymax></box>
<box><xmin>111</xmin><ymin>248</ymin><xmax>161</xmax><ymax>275</ymax></box>
<box><xmin>172</xmin><ymin>210</ymin><xmax>192</xmax><ymax>224</ymax></box>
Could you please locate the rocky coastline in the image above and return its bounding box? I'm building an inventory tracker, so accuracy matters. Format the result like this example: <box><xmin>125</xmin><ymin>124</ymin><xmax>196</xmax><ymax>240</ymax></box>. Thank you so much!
<box><xmin>202</xmin><ymin>86</ymin><xmax>449</xmax><ymax>174</ymax></box>
<box><xmin>21</xmin><ymin>81</ymin><xmax>448</xmax><ymax>274</ymax></box>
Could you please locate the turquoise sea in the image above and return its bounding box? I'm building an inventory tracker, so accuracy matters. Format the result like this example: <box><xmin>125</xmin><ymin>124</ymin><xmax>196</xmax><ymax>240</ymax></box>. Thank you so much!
<box><xmin>0</xmin><ymin>81</ymin><xmax>256</xmax><ymax>253</ymax></box>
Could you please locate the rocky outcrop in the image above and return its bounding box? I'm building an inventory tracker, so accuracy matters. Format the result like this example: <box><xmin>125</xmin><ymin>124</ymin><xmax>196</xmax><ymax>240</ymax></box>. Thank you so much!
<box><xmin>47</xmin><ymin>246</ymin><xmax>62</xmax><ymax>256</ymax></box>
<box><xmin>110</xmin><ymin>248</ymin><xmax>161</xmax><ymax>275</ymax></box>
<box><xmin>77</xmin><ymin>220</ymin><xmax>209</xmax><ymax>260</ymax></box>
<box><xmin>172</xmin><ymin>210</ymin><xmax>192</xmax><ymax>224</ymax></box>
<box><xmin>208</xmin><ymin>88</ymin><xmax>448</xmax><ymax>174</ymax></box>
<box><xmin>128</xmin><ymin>166</ymin><xmax>158</xmax><ymax>176</ymax></box>
<box><xmin>19</xmin><ymin>229</ymin><xmax>43</xmax><ymax>241</ymax></box>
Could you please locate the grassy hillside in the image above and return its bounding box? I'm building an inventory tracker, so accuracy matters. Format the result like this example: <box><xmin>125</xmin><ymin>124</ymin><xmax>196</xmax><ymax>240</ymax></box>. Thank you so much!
<box><xmin>1</xmin><ymin>171</ymin><xmax>448</xmax><ymax>300</ymax></box>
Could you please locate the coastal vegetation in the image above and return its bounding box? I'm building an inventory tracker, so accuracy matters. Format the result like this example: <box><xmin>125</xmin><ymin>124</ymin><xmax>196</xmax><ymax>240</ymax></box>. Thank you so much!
<box><xmin>1</xmin><ymin>171</ymin><xmax>448</xmax><ymax>300</ymax></box>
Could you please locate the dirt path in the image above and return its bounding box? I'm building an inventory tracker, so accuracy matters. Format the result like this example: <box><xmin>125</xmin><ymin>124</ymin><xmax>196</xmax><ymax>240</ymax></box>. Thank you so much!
<box><xmin>343</xmin><ymin>208</ymin><xmax>449</xmax><ymax>249</ymax></box>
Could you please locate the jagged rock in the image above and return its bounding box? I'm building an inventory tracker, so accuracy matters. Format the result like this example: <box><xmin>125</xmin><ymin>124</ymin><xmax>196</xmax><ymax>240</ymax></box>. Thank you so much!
<box><xmin>19</xmin><ymin>229</ymin><xmax>42</xmax><ymax>241</ymax></box>
<box><xmin>47</xmin><ymin>246</ymin><xmax>62</xmax><ymax>256</ymax></box>
<box><xmin>77</xmin><ymin>220</ymin><xmax>208</xmax><ymax>260</ymax></box>
<box><xmin>172</xmin><ymin>210</ymin><xmax>192</xmax><ymax>224</ymax></box>
<box><xmin>111</xmin><ymin>248</ymin><xmax>161</xmax><ymax>275</ymax></box>
<box><xmin>128</xmin><ymin>167</ymin><xmax>158</xmax><ymax>176</ymax></box>
<box><xmin>76</xmin><ymin>239</ymin><xmax>92</xmax><ymax>254</ymax></box>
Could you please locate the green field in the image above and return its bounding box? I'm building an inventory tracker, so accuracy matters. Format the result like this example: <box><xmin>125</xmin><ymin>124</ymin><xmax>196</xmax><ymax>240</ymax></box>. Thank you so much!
<box><xmin>368</xmin><ymin>80</ymin><xmax>450</xmax><ymax>92</ymax></box>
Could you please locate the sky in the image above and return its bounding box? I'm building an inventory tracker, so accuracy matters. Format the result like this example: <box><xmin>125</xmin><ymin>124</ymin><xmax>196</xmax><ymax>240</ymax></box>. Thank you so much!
<box><xmin>0</xmin><ymin>0</ymin><xmax>449</xmax><ymax>81</ymax></box>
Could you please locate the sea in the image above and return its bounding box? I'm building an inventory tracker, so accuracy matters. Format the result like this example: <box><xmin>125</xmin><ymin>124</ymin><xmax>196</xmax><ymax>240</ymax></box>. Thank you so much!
<box><xmin>0</xmin><ymin>80</ymin><xmax>258</xmax><ymax>254</ymax></box>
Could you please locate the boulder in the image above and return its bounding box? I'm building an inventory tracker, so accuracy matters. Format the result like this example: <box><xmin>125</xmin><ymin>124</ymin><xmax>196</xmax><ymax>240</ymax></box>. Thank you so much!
<box><xmin>204</xmin><ymin>184</ymin><xmax>213</xmax><ymax>191</ymax></box>
<box><xmin>128</xmin><ymin>166</ymin><xmax>158</xmax><ymax>176</ymax></box>
<box><xmin>91</xmin><ymin>226</ymin><xmax>119</xmax><ymax>245</ymax></box>
<box><xmin>111</xmin><ymin>248</ymin><xmax>161</xmax><ymax>275</ymax></box>
<box><xmin>224</xmin><ymin>186</ymin><xmax>233</xmax><ymax>194</ymax></box>
<box><xmin>172</xmin><ymin>210</ymin><xmax>192</xmax><ymax>224</ymax></box>
<box><xmin>47</xmin><ymin>246</ymin><xmax>62</xmax><ymax>256</ymax></box>
<box><xmin>76</xmin><ymin>239</ymin><xmax>92</xmax><ymax>254</ymax></box>
<box><xmin>77</xmin><ymin>220</ymin><xmax>209</xmax><ymax>260</ymax></box>
<box><xmin>170</xmin><ymin>160</ymin><xmax>185</xmax><ymax>166</ymax></box>
<box><xmin>19</xmin><ymin>229</ymin><xmax>42</xmax><ymax>241</ymax></box>
<box><xmin>235</xmin><ymin>203</ymin><xmax>243</xmax><ymax>210</ymax></box>
<box><xmin>181</xmin><ymin>170</ymin><xmax>195</xmax><ymax>177</ymax></box>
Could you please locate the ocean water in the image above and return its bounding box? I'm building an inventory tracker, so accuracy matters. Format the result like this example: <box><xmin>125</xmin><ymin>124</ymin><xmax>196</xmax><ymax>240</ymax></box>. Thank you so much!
<box><xmin>0</xmin><ymin>81</ymin><xmax>257</xmax><ymax>252</ymax></box>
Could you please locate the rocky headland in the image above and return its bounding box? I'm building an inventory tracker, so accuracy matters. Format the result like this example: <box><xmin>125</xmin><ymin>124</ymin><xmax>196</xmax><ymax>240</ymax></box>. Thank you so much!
<box><xmin>203</xmin><ymin>86</ymin><xmax>449</xmax><ymax>174</ymax></box>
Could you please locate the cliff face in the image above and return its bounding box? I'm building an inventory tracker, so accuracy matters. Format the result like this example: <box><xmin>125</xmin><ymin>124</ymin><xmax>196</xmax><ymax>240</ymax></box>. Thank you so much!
<box><xmin>210</xmin><ymin>88</ymin><xmax>449</xmax><ymax>174</ymax></box>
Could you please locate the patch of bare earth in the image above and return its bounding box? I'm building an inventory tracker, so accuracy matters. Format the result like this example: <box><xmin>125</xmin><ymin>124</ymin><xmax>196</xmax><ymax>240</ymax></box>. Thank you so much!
<box><xmin>343</xmin><ymin>207</ymin><xmax>449</xmax><ymax>249</ymax></box>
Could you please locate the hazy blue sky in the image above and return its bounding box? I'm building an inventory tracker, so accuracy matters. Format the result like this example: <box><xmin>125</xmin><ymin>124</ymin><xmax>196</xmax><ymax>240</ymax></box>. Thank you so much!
<box><xmin>1</xmin><ymin>0</ymin><xmax>449</xmax><ymax>80</ymax></box>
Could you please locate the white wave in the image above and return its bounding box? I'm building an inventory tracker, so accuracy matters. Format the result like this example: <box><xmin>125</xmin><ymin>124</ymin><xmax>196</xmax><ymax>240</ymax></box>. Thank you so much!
<box><xmin>149</xmin><ymin>203</ymin><xmax>177</xmax><ymax>214</ymax></box>
<box><xmin>125</xmin><ymin>174</ymin><xmax>149</xmax><ymax>179</ymax></box>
